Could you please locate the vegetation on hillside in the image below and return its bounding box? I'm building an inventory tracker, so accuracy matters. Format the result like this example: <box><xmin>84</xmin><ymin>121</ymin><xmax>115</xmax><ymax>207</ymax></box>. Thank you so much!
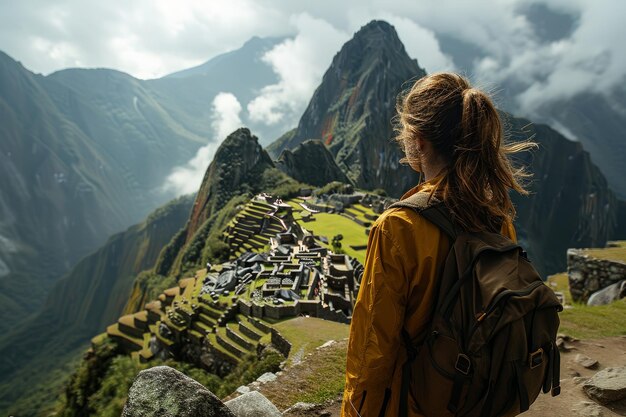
<box><xmin>57</xmin><ymin>336</ymin><xmax>282</xmax><ymax>417</ymax></box>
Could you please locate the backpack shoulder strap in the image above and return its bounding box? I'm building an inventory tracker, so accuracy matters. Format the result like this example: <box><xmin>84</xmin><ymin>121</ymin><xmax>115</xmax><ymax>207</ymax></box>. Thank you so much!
<box><xmin>388</xmin><ymin>192</ymin><xmax>458</xmax><ymax>240</ymax></box>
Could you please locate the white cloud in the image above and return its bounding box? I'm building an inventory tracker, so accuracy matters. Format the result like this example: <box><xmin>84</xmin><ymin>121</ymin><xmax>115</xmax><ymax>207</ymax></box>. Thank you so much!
<box><xmin>1</xmin><ymin>0</ymin><xmax>624</xmax><ymax>128</ymax></box>
<box><xmin>247</xmin><ymin>13</ymin><xmax>349</xmax><ymax>126</ymax></box>
<box><xmin>162</xmin><ymin>92</ymin><xmax>242</xmax><ymax>195</ymax></box>
<box><xmin>212</xmin><ymin>92</ymin><xmax>244</xmax><ymax>139</ymax></box>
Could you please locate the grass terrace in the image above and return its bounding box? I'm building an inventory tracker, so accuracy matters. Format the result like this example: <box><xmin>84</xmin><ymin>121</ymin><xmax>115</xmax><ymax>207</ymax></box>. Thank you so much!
<box><xmin>260</xmin><ymin>316</ymin><xmax>350</xmax><ymax>365</ymax></box>
<box><xmin>300</xmin><ymin>212</ymin><xmax>369</xmax><ymax>262</ymax></box>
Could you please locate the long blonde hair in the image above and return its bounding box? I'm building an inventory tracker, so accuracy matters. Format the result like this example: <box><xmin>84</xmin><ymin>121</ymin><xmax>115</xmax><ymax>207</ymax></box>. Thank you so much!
<box><xmin>395</xmin><ymin>72</ymin><xmax>535</xmax><ymax>232</ymax></box>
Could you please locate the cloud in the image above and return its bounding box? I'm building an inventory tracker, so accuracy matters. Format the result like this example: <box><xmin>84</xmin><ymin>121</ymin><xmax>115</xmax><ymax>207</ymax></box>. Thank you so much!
<box><xmin>1</xmin><ymin>0</ymin><xmax>624</xmax><ymax>130</ymax></box>
<box><xmin>0</xmin><ymin>0</ymin><xmax>286</xmax><ymax>78</ymax></box>
<box><xmin>162</xmin><ymin>92</ymin><xmax>242</xmax><ymax>195</ymax></box>
<box><xmin>247</xmin><ymin>13</ymin><xmax>349</xmax><ymax>126</ymax></box>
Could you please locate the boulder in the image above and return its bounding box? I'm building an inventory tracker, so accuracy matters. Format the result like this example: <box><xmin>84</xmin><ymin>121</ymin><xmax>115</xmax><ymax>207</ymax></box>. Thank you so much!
<box><xmin>122</xmin><ymin>366</ymin><xmax>236</xmax><ymax>417</ymax></box>
<box><xmin>256</xmin><ymin>371</ymin><xmax>277</xmax><ymax>383</ymax></box>
<box><xmin>575</xmin><ymin>354</ymin><xmax>599</xmax><ymax>369</ymax></box>
<box><xmin>587</xmin><ymin>280</ymin><xmax>626</xmax><ymax>306</ymax></box>
<box><xmin>583</xmin><ymin>366</ymin><xmax>626</xmax><ymax>404</ymax></box>
<box><xmin>225</xmin><ymin>391</ymin><xmax>282</xmax><ymax>417</ymax></box>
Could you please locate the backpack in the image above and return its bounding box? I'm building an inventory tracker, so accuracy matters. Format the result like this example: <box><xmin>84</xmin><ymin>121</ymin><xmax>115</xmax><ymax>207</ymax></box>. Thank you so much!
<box><xmin>388</xmin><ymin>193</ymin><xmax>563</xmax><ymax>417</ymax></box>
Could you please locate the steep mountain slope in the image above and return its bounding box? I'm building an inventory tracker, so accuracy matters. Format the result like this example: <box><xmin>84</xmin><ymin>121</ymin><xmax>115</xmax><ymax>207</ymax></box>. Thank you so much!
<box><xmin>155</xmin><ymin>127</ymin><xmax>302</xmax><ymax>279</ymax></box>
<box><xmin>267</xmin><ymin>20</ymin><xmax>424</xmax><ymax>196</ymax></box>
<box><xmin>542</xmin><ymin>90</ymin><xmax>626</xmax><ymax>199</ymax></box>
<box><xmin>506</xmin><ymin>116</ymin><xmax>618</xmax><ymax>274</ymax></box>
<box><xmin>276</xmin><ymin>139</ymin><xmax>352</xmax><ymax>187</ymax></box>
<box><xmin>0</xmin><ymin>52</ymin><xmax>210</xmax><ymax>330</ymax></box>
<box><xmin>0</xmin><ymin>195</ymin><xmax>193</xmax><ymax>417</ymax></box>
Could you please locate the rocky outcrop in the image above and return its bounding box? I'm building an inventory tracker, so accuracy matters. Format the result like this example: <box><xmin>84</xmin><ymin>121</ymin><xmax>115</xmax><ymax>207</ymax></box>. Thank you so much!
<box><xmin>567</xmin><ymin>249</ymin><xmax>626</xmax><ymax>302</ymax></box>
<box><xmin>122</xmin><ymin>366</ymin><xmax>236</xmax><ymax>417</ymax></box>
<box><xmin>122</xmin><ymin>366</ymin><xmax>284</xmax><ymax>417</ymax></box>
<box><xmin>268</xmin><ymin>20</ymin><xmax>424</xmax><ymax>197</ymax></box>
<box><xmin>583</xmin><ymin>366</ymin><xmax>626</xmax><ymax>405</ymax></box>
<box><xmin>186</xmin><ymin>128</ymin><xmax>275</xmax><ymax>238</ymax></box>
<box><xmin>276</xmin><ymin>140</ymin><xmax>351</xmax><ymax>187</ymax></box>
<box><xmin>224</xmin><ymin>391</ymin><xmax>282</xmax><ymax>417</ymax></box>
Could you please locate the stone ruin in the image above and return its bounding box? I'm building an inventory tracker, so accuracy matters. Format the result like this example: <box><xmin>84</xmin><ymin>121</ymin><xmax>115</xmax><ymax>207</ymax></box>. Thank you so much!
<box><xmin>567</xmin><ymin>246</ymin><xmax>626</xmax><ymax>305</ymax></box>
<box><xmin>102</xmin><ymin>191</ymin><xmax>376</xmax><ymax>374</ymax></box>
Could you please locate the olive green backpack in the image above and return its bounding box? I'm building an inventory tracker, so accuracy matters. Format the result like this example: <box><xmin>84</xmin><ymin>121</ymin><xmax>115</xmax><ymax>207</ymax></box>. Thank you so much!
<box><xmin>389</xmin><ymin>194</ymin><xmax>563</xmax><ymax>417</ymax></box>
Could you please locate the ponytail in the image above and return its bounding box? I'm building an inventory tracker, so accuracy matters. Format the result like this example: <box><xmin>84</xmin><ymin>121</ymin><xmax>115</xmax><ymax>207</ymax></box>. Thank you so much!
<box><xmin>395</xmin><ymin>73</ymin><xmax>535</xmax><ymax>232</ymax></box>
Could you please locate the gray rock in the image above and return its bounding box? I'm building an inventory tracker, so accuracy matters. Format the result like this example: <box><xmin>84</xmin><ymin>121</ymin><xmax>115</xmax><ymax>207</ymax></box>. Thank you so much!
<box><xmin>122</xmin><ymin>366</ymin><xmax>236</xmax><ymax>417</ymax></box>
<box><xmin>256</xmin><ymin>371</ymin><xmax>277</xmax><ymax>383</ymax></box>
<box><xmin>575</xmin><ymin>354</ymin><xmax>599</xmax><ymax>369</ymax></box>
<box><xmin>587</xmin><ymin>280</ymin><xmax>626</xmax><ymax>306</ymax></box>
<box><xmin>225</xmin><ymin>391</ymin><xmax>282</xmax><ymax>417</ymax></box>
<box><xmin>283</xmin><ymin>402</ymin><xmax>320</xmax><ymax>414</ymax></box>
<box><xmin>236</xmin><ymin>385</ymin><xmax>251</xmax><ymax>394</ymax></box>
<box><xmin>583</xmin><ymin>366</ymin><xmax>626</xmax><ymax>404</ymax></box>
<box><xmin>571</xmin><ymin>401</ymin><xmax>605</xmax><ymax>417</ymax></box>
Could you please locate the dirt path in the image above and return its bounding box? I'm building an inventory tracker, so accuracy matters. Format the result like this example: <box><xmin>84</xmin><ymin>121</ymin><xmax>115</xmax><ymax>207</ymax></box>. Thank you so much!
<box><xmin>259</xmin><ymin>336</ymin><xmax>626</xmax><ymax>416</ymax></box>
<box><xmin>526</xmin><ymin>336</ymin><xmax>626</xmax><ymax>417</ymax></box>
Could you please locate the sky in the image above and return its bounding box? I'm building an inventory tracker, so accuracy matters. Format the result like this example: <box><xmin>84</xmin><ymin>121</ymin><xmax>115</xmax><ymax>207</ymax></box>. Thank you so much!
<box><xmin>1</xmin><ymin>0</ymin><xmax>624</xmax><ymax>195</ymax></box>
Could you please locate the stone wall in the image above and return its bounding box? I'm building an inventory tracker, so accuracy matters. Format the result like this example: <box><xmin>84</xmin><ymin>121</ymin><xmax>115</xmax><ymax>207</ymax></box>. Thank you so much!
<box><xmin>270</xmin><ymin>328</ymin><xmax>292</xmax><ymax>357</ymax></box>
<box><xmin>568</xmin><ymin>249</ymin><xmax>626</xmax><ymax>302</ymax></box>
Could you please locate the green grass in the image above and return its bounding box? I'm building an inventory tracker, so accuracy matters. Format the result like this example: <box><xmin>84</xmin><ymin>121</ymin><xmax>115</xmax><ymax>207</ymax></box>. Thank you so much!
<box><xmin>296</xmin><ymin>344</ymin><xmax>347</xmax><ymax>404</ymax></box>
<box><xmin>299</xmin><ymin>212</ymin><xmax>369</xmax><ymax>262</ymax></box>
<box><xmin>559</xmin><ymin>300</ymin><xmax>626</xmax><ymax>339</ymax></box>
<box><xmin>268</xmin><ymin>317</ymin><xmax>350</xmax><ymax>364</ymax></box>
<box><xmin>547</xmin><ymin>273</ymin><xmax>573</xmax><ymax>304</ymax></box>
<box><xmin>581</xmin><ymin>241</ymin><xmax>626</xmax><ymax>263</ymax></box>
<box><xmin>259</xmin><ymin>339</ymin><xmax>348</xmax><ymax>410</ymax></box>
<box><xmin>547</xmin><ymin>272</ymin><xmax>626</xmax><ymax>339</ymax></box>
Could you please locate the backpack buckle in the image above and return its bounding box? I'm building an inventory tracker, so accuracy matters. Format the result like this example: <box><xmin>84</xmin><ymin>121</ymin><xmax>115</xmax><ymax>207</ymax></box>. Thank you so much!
<box><xmin>455</xmin><ymin>354</ymin><xmax>471</xmax><ymax>375</ymax></box>
<box><xmin>529</xmin><ymin>348</ymin><xmax>544</xmax><ymax>369</ymax></box>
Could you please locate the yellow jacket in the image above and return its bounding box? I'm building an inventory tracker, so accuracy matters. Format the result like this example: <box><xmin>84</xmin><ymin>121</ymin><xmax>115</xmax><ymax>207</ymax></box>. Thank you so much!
<box><xmin>341</xmin><ymin>185</ymin><xmax>516</xmax><ymax>417</ymax></box>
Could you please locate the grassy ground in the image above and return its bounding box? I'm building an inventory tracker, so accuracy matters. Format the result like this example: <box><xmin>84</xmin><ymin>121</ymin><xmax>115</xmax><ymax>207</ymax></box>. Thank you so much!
<box><xmin>547</xmin><ymin>273</ymin><xmax>626</xmax><ymax>339</ymax></box>
<box><xmin>299</xmin><ymin>212</ymin><xmax>369</xmax><ymax>262</ymax></box>
<box><xmin>258</xmin><ymin>339</ymin><xmax>349</xmax><ymax>410</ymax></box>
<box><xmin>261</xmin><ymin>316</ymin><xmax>350</xmax><ymax>365</ymax></box>
<box><xmin>581</xmin><ymin>241</ymin><xmax>626</xmax><ymax>262</ymax></box>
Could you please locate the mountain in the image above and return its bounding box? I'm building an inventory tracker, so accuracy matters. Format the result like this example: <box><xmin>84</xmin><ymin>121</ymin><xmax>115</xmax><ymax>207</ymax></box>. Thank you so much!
<box><xmin>538</xmin><ymin>90</ymin><xmax>626</xmax><ymax>199</ymax></box>
<box><xmin>0</xmin><ymin>35</ymin><xmax>288</xmax><ymax>330</ymax></box>
<box><xmin>275</xmin><ymin>139</ymin><xmax>352</xmax><ymax>187</ymax></box>
<box><xmin>506</xmin><ymin>116</ymin><xmax>618</xmax><ymax>274</ymax></box>
<box><xmin>165</xmin><ymin>36</ymin><xmax>283</xmax><ymax>81</ymax></box>
<box><xmin>0</xmin><ymin>51</ymin><xmax>205</xmax><ymax>330</ymax></box>
<box><xmin>154</xmin><ymin>127</ymin><xmax>302</xmax><ymax>279</ymax></box>
<box><xmin>0</xmin><ymin>195</ymin><xmax>194</xmax><ymax>417</ymax></box>
<box><xmin>267</xmin><ymin>20</ymin><xmax>424</xmax><ymax>197</ymax></box>
<box><xmin>147</xmin><ymin>36</ymin><xmax>288</xmax><ymax>144</ymax></box>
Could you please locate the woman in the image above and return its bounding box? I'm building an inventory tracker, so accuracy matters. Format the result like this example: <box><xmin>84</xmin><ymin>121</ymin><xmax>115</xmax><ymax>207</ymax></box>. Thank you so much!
<box><xmin>341</xmin><ymin>72</ymin><xmax>534</xmax><ymax>417</ymax></box>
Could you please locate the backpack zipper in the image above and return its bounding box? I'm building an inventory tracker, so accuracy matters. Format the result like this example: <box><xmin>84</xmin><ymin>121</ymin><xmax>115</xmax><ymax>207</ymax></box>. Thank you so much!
<box><xmin>466</xmin><ymin>280</ymin><xmax>545</xmax><ymax>349</ymax></box>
